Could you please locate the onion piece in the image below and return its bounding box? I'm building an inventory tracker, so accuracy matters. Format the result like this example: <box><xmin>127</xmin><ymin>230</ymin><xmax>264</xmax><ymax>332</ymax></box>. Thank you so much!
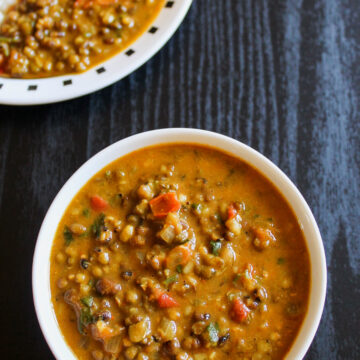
<box><xmin>103</xmin><ymin>335</ymin><xmax>122</xmax><ymax>354</ymax></box>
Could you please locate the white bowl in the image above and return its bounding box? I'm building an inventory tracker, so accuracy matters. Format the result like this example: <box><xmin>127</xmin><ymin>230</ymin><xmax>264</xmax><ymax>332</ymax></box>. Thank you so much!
<box><xmin>0</xmin><ymin>0</ymin><xmax>192</xmax><ymax>106</ymax></box>
<box><xmin>32</xmin><ymin>128</ymin><xmax>327</xmax><ymax>360</ymax></box>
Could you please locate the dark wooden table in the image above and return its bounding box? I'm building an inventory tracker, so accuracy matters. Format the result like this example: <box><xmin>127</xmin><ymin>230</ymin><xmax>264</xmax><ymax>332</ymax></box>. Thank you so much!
<box><xmin>0</xmin><ymin>0</ymin><xmax>359</xmax><ymax>358</ymax></box>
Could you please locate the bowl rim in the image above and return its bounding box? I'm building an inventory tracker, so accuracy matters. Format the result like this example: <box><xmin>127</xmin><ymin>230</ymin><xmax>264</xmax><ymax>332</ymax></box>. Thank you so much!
<box><xmin>32</xmin><ymin>128</ymin><xmax>327</xmax><ymax>360</ymax></box>
<box><xmin>0</xmin><ymin>0</ymin><xmax>193</xmax><ymax>106</ymax></box>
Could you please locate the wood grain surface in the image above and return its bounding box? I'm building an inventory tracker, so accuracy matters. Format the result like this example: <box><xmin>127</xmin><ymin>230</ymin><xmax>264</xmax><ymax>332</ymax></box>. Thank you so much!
<box><xmin>0</xmin><ymin>0</ymin><xmax>359</xmax><ymax>358</ymax></box>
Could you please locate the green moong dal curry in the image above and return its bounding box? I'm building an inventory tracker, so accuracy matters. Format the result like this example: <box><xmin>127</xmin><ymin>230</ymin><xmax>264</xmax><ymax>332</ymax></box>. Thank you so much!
<box><xmin>50</xmin><ymin>144</ymin><xmax>310</xmax><ymax>360</ymax></box>
<box><xmin>0</xmin><ymin>0</ymin><xmax>164</xmax><ymax>78</ymax></box>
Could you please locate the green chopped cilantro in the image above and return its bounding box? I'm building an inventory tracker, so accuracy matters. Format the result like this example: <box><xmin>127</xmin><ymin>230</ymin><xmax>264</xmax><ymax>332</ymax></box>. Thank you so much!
<box><xmin>91</xmin><ymin>213</ymin><xmax>105</xmax><ymax>238</ymax></box>
<box><xmin>63</xmin><ymin>226</ymin><xmax>73</xmax><ymax>245</ymax></box>
<box><xmin>81</xmin><ymin>296</ymin><xmax>94</xmax><ymax>308</ymax></box>
<box><xmin>82</xmin><ymin>208</ymin><xmax>90</xmax><ymax>218</ymax></box>
<box><xmin>233</xmin><ymin>269</ymin><xmax>251</xmax><ymax>283</ymax></box>
<box><xmin>176</xmin><ymin>265</ymin><xmax>183</xmax><ymax>273</ymax></box>
<box><xmin>163</xmin><ymin>274</ymin><xmax>179</xmax><ymax>287</ymax></box>
<box><xmin>191</xmin><ymin>203</ymin><xmax>202</xmax><ymax>212</ymax></box>
<box><xmin>79</xmin><ymin>307</ymin><xmax>94</xmax><ymax>334</ymax></box>
<box><xmin>210</xmin><ymin>240</ymin><xmax>222</xmax><ymax>256</ymax></box>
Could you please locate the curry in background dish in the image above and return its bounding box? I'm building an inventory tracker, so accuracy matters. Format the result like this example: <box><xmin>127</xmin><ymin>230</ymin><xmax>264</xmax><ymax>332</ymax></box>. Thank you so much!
<box><xmin>0</xmin><ymin>0</ymin><xmax>164</xmax><ymax>78</ymax></box>
<box><xmin>50</xmin><ymin>144</ymin><xmax>310</xmax><ymax>360</ymax></box>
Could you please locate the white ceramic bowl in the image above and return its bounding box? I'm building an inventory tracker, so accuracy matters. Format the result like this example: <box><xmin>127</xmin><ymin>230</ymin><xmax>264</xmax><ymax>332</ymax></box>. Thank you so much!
<box><xmin>32</xmin><ymin>128</ymin><xmax>327</xmax><ymax>360</ymax></box>
<box><xmin>0</xmin><ymin>0</ymin><xmax>192</xmax><ymax>106</ymax></box>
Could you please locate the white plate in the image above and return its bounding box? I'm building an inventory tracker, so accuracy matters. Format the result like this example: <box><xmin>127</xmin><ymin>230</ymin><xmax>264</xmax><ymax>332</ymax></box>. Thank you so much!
<box><xmin>33</xmin><ymin>129</ymin><xmax>327</xmax><ymax>360</ymax></box>
<box><xmin>0</xmin><ymin>0</ymin><xmax>192</xmax><ymax>105</ymax></box>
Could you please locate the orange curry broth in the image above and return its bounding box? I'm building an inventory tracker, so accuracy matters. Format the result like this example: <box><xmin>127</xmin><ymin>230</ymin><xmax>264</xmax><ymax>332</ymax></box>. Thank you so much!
<box><xmin>50</xmin><ymin>144</ymin><xmax>310</xmax><ymax>360</ymax></box>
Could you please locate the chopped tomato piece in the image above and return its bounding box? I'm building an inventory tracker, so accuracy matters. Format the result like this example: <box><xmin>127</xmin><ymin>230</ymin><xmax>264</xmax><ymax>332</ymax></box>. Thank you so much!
<box><xmin>90</xmin><ymin>195</ymin><xmax>108</xmax><ymax>211</ymax></box>
<box><xmin>252</xmin><ymin>227</ymin><xmax>276</xmax><ymax>250</ymax></box>
<box><xmin>231</xmin><ymin>298</ymin><xmax>250</xmax><ymax>322</ymax></box>
<box><xmin>228</xmin><ymin>203</ymin><xmax>237</xmax><ymax>219</ymax></box>
<box><xmin>157</xmin><ymin>292</ymin><xmax>179</xmax><ymax>308</ymax></box>
<box><xmin>149</xmin><ymin>193</ymin><xmax>181</xmax><ymax>218</ymax></box>
<box><xmin>91</xmin><ymin>320</ymin><xmax>114</xmax><ymax>340</ymax></box>
<box><xmin>253</xmin><ymin>227</ymin><xmax>276</xmax><ymax>242</ymax></box>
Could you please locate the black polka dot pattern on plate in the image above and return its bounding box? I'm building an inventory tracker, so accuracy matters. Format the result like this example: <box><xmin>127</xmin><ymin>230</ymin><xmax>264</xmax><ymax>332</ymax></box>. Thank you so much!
<box><xmin>125</xmin><ymin>49</ymin><xmax>135</xmax><ymax>56</ymax></box>
<box><xmin>96</xmin><ymin>67</ymin><xmax>106</xmax><ymax>74</ymax></box>
<box><xmin>28</xmin><ymin>85</ymin><xmax>37</xmax><ymax>91</ymax></box>
<box><xmin>149</xmin><ymin>26</ymin><xmax>158</xmax><ymax>34</ymax></box>
<box><xmin>166</xmin><ymin>1</ymin><xmax>174</xmax><ymax>8</ymax></box>
<box><xmin>63</xmin><ymin>79</ymin><xmax>72</xmax><ymax>86</ymax></box>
